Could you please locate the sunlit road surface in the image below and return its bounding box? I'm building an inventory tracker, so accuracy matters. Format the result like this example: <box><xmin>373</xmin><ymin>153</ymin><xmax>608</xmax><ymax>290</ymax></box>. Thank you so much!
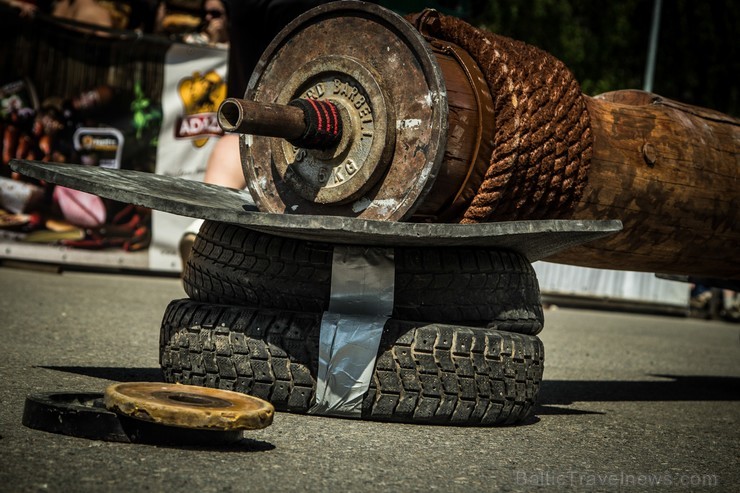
<box><xmin>1</xmin><ymin>266</ymin><xmax>737</xmax><ymax>492</ymax></box>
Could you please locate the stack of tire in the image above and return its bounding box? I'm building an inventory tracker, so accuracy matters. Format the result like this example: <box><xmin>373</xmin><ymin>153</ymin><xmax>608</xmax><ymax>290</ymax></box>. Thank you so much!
<box><xmin>159</xmin><ymin>220</ymin><xmax>546</xmax><ymax>425</ymax></box>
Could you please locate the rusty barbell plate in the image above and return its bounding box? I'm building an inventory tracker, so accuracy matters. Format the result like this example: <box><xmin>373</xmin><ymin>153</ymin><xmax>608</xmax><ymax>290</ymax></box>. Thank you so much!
<box><xmin>242</xmin><ymin>0</ymin><xmax>447</xmax><ymax>220</ymax></box>
<box><xmin>272</xmin><ymin>55</ymin><xmax>395</xmax><ymax>204</ymax></box>
<box><xmin>104</xmin><ymin>382</ymin><xmax>275</xmax><ymax>431</ymax></box>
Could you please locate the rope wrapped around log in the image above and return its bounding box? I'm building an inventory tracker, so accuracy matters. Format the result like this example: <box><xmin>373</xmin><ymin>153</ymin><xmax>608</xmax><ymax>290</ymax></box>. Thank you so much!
<box><xmin>412</xmin><ymin>11</ymin><xmax>593</xmax><ymax>223</ymax></box>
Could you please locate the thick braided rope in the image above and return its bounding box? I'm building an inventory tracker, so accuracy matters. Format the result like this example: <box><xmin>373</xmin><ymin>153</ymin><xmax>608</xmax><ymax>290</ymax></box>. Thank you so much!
<box><xmin>421</xmin><ymin>13</ymin><xmax>592</xmax><ymax>223</ymax></box>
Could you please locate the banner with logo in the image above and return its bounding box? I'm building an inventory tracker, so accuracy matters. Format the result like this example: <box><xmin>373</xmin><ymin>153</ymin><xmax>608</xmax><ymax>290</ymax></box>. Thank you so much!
<box><xmin>150</xmin><ymin>43</ymin><xmax>228</xmax><ymax>271</ymax></box>
<box><xmin>0</xmin><ymin>9</ymin><xmax>229</xmax><ymax>272</ymax></box>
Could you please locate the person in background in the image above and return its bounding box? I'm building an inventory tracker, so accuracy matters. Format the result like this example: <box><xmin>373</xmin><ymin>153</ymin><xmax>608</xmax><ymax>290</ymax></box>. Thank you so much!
<box><xmin>201</xmin><ymin>0</ymin><xmax>228</xmax><ymax>44</ymax></box>
<box><xmin>182</xmin><ymin>0</ymin><xmax>228</xmax><ymax>46</ymax></box>
<box><xmin>225</xmin><ymin>0</ymin><xmax>328</xmax><ymax>99</ymax></box>
<box><xmin>200</xmin><ymin>0</ymin><xmax>331</xmax><ymax>189</ymax></box>
<box><xmin>195</xmin><ymin>0</ymin><xmax>334</xmax><ymax>191</ymax></box>
<box><xmin>52</xmin><ymin>0</ymin><xmax>114</xmax><ymax>28</ymax></box>
<box><xmin>178</xmin><ymin>0</ymin><xmax>330</xmax><ymax>269</ymax></box>
<box><xmin>0</xmin><ymin>0</ymin><xmax>41</xmax><ymax>17</ymax></box>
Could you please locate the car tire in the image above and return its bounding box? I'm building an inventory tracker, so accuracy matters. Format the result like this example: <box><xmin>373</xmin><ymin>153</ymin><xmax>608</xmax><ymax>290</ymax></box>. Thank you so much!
<box><xmin>183</xmin><ymin>221</ymin><xmax>544</xmax><ymax>334</ymax></box>
<box><xmin>159</xmin><ymin>299</ymin><xmax>544</xmax><ymax>425</ymax></box>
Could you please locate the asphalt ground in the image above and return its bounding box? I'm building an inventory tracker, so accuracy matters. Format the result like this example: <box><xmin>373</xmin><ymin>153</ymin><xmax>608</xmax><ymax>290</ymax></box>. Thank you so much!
<box><xmin>0</xmin><ymin>265</ymin><xmax>738</xmax><ymax>492</ymax></box>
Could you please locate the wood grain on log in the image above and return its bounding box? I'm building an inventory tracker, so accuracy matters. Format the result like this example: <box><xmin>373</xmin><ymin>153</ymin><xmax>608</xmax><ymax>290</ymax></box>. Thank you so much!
<box><xmin>547</xmin><ymin>90</ymin><xmax>739</xmax><ymax>280</ymax></box>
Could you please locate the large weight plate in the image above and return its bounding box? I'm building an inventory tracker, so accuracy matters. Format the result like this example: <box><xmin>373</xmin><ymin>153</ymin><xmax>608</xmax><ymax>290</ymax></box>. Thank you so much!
<box><xmin>104</xmin><ymin>382</ymin><xmax>274</xmax><ymax>431</ymax></box>
<box><xmin>243</xmin><ymin>0</ymin><xmax>448</xmax><ymax>220</ymax></box>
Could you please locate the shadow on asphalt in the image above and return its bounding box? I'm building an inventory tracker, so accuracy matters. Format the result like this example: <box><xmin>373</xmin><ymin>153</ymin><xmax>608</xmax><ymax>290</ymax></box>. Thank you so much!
<box><xmin>39</xmin><ymin>366</ymin><xmax>163</xmax><ymax>382</ymax></box>
<box><xmin>37</xmin><ymin>367</ymin><xmax>740</xmax><ymax>421</ymax></box>
<box><xmin>538</xmin><ymin>375</ymin><xmax>740</xmax><ymax>408</ymax></box>
<box><xmin>534</xmin><ymin>405</ymin><xmax>604</xmax><ymax>416</ymax></box>
<box><xmin>147</xmin><ymin>438</ymin><xmax>276</xmax><ymax>453</ymax></box>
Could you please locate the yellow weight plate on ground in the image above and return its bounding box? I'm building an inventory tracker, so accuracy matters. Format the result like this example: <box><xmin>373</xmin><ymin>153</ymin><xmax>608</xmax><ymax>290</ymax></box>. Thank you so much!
<box><xmin>104</xmin><ymin>382</ymin><xmax>274</xmax><ymax>431</ymax></box>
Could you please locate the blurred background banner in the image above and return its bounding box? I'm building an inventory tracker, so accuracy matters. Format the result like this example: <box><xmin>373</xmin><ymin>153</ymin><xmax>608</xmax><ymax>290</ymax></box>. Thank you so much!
<box><xmin>151</xmin><ymin>42</ymin><xmax>227</xmax><ymax>271</ymax></box>
<box><xmin>0</xmin><ymin>5</ymin><xmax>226</xmax><ymax>271</ymax></box>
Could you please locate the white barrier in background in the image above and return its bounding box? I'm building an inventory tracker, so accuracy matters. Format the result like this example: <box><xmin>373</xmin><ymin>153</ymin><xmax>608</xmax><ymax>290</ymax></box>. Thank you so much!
<box><xmin>533</xmin><ymin>261</ymin><xmax>690</xmax><ymax>309</ymax></box>
<box><xmin>150</xmin><ymin>43</ymin><xmax>228</xmax><ymax>272</ymax></box>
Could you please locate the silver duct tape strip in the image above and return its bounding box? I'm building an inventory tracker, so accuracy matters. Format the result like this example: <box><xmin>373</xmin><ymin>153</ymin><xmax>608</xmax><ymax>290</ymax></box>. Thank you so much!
<box><xmin>309</xmin><ymin>313</ymin><xmax>387</xmax><ymax>417</ymax></box>
<box><xmin>327</xmin><ymin>246</ymin><xmax>395</xmax><ymax>315</ymax></box>
<box><xmin>309</xmin><ymin>246</ymin><xmax>394</xmax><ymax>417</ymax></box>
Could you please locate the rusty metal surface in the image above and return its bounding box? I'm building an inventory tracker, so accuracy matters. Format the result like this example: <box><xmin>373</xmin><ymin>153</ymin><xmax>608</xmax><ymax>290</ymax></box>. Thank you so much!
<box><xmin>10</xmin><ymin>160</ymin><xmax>621</xmax><ymax>260</ymax></box>
<box><xmin>242</xmin><ymin>1</ymin><xmax>447</xmax><ymax>221</ymax></box>
<box><xmin>21</xmin><ymin>392</ymin><xmax>244</xmax><ymax>445</ymax></box>
<box><xmin>218</xmin><ymin>98</ymin><xmax>306</xmax><ymax>140</ymax></box>
<box><xmin>104</xmin><ymin>382</ymin><xmax>274</xmax><ymax>431</ymax></box>
<box><xmin>411</xmin><ymin>38</ymin><xmax>496</xmax><ymax>221</ymax></box>
<box><xmin>271</xmin><ymin>55</ymin><xmax>394</xmax><ymax>204</ymax></box>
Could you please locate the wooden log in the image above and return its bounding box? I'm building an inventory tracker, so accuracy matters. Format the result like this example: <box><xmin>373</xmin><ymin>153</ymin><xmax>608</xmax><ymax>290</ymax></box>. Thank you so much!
<box><xmin>224</xmin><ymin>5</ymin><xmax>737</xmax><ymax>280</ymax></box>
<box><xmin>547</xmin><ymin>90</ymin><xmax>740</xmax><ymax>280</ymax></box>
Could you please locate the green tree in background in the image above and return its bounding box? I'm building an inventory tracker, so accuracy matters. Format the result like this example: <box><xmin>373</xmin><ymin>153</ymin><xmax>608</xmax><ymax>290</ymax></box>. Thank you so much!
<box><xmin>383</xmin><ymin>0</ymin><xmax>738</xmax><ymax>115</ymax></box>
<box><xmin>472</xmin><ymin>0</ymin><xmax>647</xmax><ymax>96</ymax></box>
<box><xmin>469</xmin><ymin>0</ymin><xmax>739</xmax><ymax>115</ymax></box>
<box><xmin>657</xmin><ymin>0</ymin><xmax>739</xmax><ymax>115</ymax></box>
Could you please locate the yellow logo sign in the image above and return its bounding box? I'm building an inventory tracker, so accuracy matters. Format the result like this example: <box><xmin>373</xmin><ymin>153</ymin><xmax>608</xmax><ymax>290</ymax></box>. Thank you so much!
<box><xmin>176</xmin><ymin>70</ymin><xmax>226</xmax><ymax>148</ymax></box>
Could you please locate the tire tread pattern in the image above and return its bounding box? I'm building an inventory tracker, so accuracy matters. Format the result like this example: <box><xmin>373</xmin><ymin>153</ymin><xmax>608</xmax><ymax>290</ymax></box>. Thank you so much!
<box><xmin>160</xmin><ymin>299</ymin><xmax>544</xmax><ymax>425</ymax></box>
<box><xmin>183</xmin><ymin>221</ymin><xmax>543</xmax><ymax>334</ymax></box>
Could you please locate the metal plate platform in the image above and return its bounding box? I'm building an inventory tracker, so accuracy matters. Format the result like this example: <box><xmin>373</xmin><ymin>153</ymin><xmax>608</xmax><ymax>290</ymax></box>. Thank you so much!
<box><xmin>10</xmin><ymin>160</ymin><xmax>621</xmax><ymax>261</ymax></box>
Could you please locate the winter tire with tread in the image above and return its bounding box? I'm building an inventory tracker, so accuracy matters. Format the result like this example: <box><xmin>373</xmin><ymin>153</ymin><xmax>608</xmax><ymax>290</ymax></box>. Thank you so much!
<box><xmin>183</xmin><ymin>221</ymin><xmax>544</xmax><ymax>335</ymax></box>
<box><xmin>159</xmin><ymin>299</ymin><xmax>544</xmax><ymax>425</ymax></box>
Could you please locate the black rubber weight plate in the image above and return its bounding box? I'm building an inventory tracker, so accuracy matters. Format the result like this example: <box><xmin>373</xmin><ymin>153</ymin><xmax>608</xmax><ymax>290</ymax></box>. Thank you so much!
<box><xmin>159</xmin><ymin>299</ymin><xmax>545</xmax><ymax>426</ymax></box>
<box><xmin>22</xmin><ymin>392</ymin><xmax>242</xmax><ymax>444</ymax></box>
<box><xmin>183</xmin><ymin>220</ymin><xmax>544</xmax><ymax>335</ymax></box>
